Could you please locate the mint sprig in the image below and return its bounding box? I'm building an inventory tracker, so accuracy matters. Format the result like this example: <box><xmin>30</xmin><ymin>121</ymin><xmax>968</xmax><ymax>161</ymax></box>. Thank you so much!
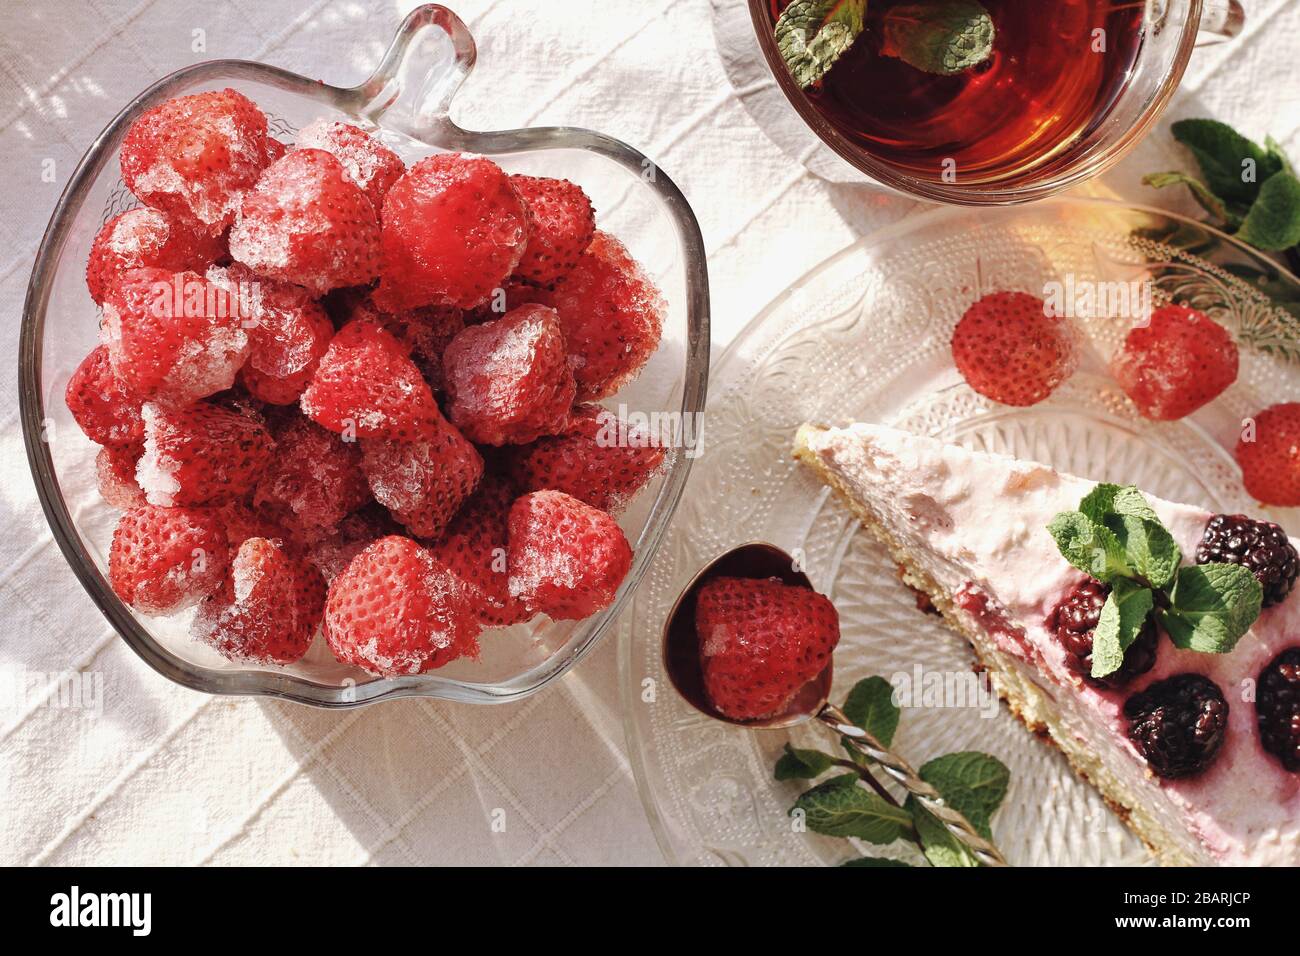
<box><xmin>880</xmin><ymin>0</ymin><xmax>995</xmax><ymax>76</ymax></box>
<box><xmin>1048</xmin><ymin>484</ymin><xmax>1264</xmax><ymax>677</ymax></box>
<box><xmin>775</xmin><ymin>0</ymin><xmax>868</xmax><ymax>89</ymax></box>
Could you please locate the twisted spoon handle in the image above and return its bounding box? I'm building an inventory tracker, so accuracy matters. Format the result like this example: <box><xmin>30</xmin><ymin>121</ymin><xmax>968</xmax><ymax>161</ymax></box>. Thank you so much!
<box><xmin>818</xmin><ymin>703</ymin><xmax>1009</xmax><ymax>867</ymax></box>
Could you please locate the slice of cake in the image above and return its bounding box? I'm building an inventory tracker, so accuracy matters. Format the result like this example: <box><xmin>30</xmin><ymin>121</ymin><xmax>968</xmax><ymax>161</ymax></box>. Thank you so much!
<box><xmin>793</xmin><ymin>422</ymin><xmax>1300</xmax><ymax>866</ymax></box>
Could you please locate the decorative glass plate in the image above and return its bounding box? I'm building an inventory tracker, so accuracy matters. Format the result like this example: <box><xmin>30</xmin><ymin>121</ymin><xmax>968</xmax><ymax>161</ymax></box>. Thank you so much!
<box><xmin>619</xmin><ymin>197</ymin><xmax>1300</xmax><ymax>866</ymax></box>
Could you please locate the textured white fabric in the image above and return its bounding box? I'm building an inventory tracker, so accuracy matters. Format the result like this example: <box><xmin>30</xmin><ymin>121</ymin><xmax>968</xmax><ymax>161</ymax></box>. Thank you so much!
<box><xmin>0</xmin><ymin>0</ymin><xmax>1296</xmax><ymax>866</ymax></box>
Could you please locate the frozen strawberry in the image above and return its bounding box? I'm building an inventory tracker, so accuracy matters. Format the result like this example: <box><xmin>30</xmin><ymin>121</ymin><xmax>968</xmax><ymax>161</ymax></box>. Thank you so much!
<box><xmin>192</xmin><ymin>536</ymin><xmax>324</xmax><ymax>665</ymax></box>
<box><xmin>1111</xmin><ymin>304</ymin><xmax>1239</xmax><ymax>420</ymax></box>
<box><xmin>214</xmin><ymin>499</ymin><xmax>291</xmax><ymax>557</ymax></box>
<box><xmin>509</xmin><ymin>404</ymin><xmax>664</xmax><ymax>512</ymax></box>
<box><xmin>229</xmin><ymin>148</ymin><xmax>381</xmax><ymax>294</ymax></box>
<box><xmin>65</xmin><ymin>344</ymin><xmax>145</xmax><ymax>448</ymax></box>
<box><xmin>466</xmin><ymin>280</ymin><xmax>554</xmax><ymax>324</ymax></box>
<box><xmin>443</xmin><ymin>304</ymin><xmax>576</xmax><ymax>446</ymax></box>
<box><xmin>109</xmin><ymin>504</ymin><xmax>229</xmax><ymax>614</ymax></box>
<box><xmin>373</xmin><ymin>153</ymin><xmax>529</xmax><ymax>312</ymax></box>
<box><xmin>695</xmin><ymin>576</ymin><xmax>840</xmax><ymax>721</ymax></box>
<box><xmin>294</xmin><ymin>119</ymin><xmax>405</xmax><ymax>213</ymax></box>
<box><xmin>299</xmin><ymin>317</ymin><xmax>442</xmax><ymax>441</ymax></box>
<box><xmin>549</xmin><ymin>231</ymin><xmax>665</xmax><ymax>401</ymax></box>
<box><xmin>255</xmin><ymin>415</ymin><xmax>370</xmax><ymax>537</ymax></box>
<box><xmin>101</xmin><ymin>267</ymin><xmax>250</xmax><ymax>406</ymax></box>
<box><xmin>360</xmin><ymin>414</ymin><xmax>483</xmax><ymax>540</ymax></box>
<box><xmin>264</xmin><ymin>138</ymin><xmax>287</xmax><ymax>164</ymax></box>
<box><xmin>86</xmin><ymin>208</ymin><xmax>224</xmax><ymax>306</ymax></box>
<box><xmin>137</xmin><ymin>401</ymin><xmax>273</xmax><ymax>507</ymax></box>
<box><xmin>951</xmin><ymin>290</ymin><xmax>1078</xmax><ymax>407</ymax></box>
<box><xmin>376</xmin><ymin>303</ymin><xmax>465</xmax><ymax>393</ymax></box>
<box><xmin>307</xmin><ymin>504</ymin><xmax>400</xmax><ymax>582</ymax></box>
<box><xmin>208</xmin><ymin>264</ymin><xmax>334</xmax><ymax>404</ymax></box>
<box><xmin>509</xmin><ymin>175</ymin><xmax>595</xmax><ymax>288</ymax></box>
<box><xmin>95</xmin><ymin>444</ymin><xmax>147</xmax><ymax>510</ymax></box>
<box><xmin>1238</xmin><ymin>402</ymin><xmax>1300</xmax><ymax>506</ymax></box>
<box><xmin>429</xmin><ymin>476</ymin><xmax>529</xmax><ymax>628</ymax></box>
<box><xmin>324</xmin><ymin>535</ymin><xmax>480</xmax><ymax>675</ymax></box>
<box><xmin>119</xmin><ymin>88</ymin><xmax>270</xmax><ymax>233</ymax></box>
<box><xmin>506</xmin><ymin>490</ymin><xmax>632</xmax><ymax>620</ymax></box>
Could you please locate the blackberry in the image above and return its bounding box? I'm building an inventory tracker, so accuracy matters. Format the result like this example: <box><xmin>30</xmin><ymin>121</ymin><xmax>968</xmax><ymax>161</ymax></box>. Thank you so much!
<box><xmin>1123</xmin><ymin>674</ymin><xmax>1229</xmax><ymax>779</ymax></box>
<box><xmin>1048</xmin><ymin>579</ymin><xmax>1158</xmax><ymax>688</ymax></box>
<box><xmin>1195</xmin><ymin>514</ymin><xmax>1299</xmax><ymax>608</ymax></box>
<box><xmin>1257</xmin><ymin>647</ymin><xmax>1300</xmax><ymax>772</ymax></box>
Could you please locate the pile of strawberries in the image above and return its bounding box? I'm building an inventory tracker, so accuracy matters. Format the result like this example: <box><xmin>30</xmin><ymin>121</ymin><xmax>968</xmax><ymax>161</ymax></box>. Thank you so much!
<box><xmin>66</xmin><ymin>88</ymin><xmax>669</xmax><ymax>677</ymax></box>
<box><xmin>950</xmin><ymin>291</ymin><xmax>1300</xmax><ymax>507</ymax></box>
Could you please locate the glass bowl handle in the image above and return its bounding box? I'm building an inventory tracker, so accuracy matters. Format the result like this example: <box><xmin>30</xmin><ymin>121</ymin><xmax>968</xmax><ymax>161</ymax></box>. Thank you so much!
<box><xmin>1196</xmin><ymin>0</ymin><xmax>1245</xmax><ymax>44</ymax></box>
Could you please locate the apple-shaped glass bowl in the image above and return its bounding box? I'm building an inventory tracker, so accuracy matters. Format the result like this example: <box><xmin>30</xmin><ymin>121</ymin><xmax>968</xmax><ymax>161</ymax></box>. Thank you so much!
<box><xmin>19</xmin><ymin>5</ymin><xmax>710</xmax><ymax>707</ymax></box>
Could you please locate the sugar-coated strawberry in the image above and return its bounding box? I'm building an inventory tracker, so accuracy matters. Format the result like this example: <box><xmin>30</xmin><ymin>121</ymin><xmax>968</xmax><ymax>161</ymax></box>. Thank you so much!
<box><xmin>137</xmin><ymin>401</ymin><xmax>273</xmax><ymax>507</ymax></box>
<box><xmin>208</xmin><ymin>264</ymin><xmax>334</xmax><ymax>405</ymax></box>
<box><xmin>360</xmin><ymin>414</ymin><xmax>483</xmax><ymax>540</ymax></box>
<box><xmin>549</xmin><ymin>231</ymin><xmax>664</xmax><ymax>401</ymax></box>
<box><xmin>507</xmin><ymin>490</ymin><xmax>632</xmax><ymax>620</ymax></box>
<box><xmin>119</xmin><ymin>88</ymin><xmax>271</xmax><ymax>234</ymax></box>
<box><xmin>1111</xmin><ymin>304</ymin><xmax>1239</xmax><ymax>421</ymax></box>
<box><xmin>443</xmin><ymin>304</ymin><xmax>576</xmax><ymax>446</ymax></box>
<box><xmin>109</xmin><ymin>504</ymin><xmax>229</xmax><ymax>614</ymax></box>
<box><xmin>86</xmin><ymin>208</ymin><xmax>225</xmax><ymax>306</ymax></box>
<box><xmin>695</xmin><ymin>576</ymin><xmax>840</xmax><ymax>721</ymax></box>
<box><xmin>324</xmin><ymin>535</ymin><xmax>480</xmax><ymax>675</ymax></box>
<box><xmin>429</xmin><ymin>475</ymin><xmax>530</xmax><ymax>628</ymax></box>
<box><xmin>373</xmin><ymin>153</ymin><xmax>529</xmax><ymax>311</ymax></box>
<box><xmin>299</xmin><ymin>317</ymin><xmax>441</xmax><ymax>441</ymax></box>
<box><xmin>95</xmin><ymin>444</ymin><xmax>147</xmax><ymax>510</ymax></box>
<box><xmin>509</xmin><ymin>404</ymin><xmax>664</xmax><ymax>512</ymax></box>
<box><xmin>101</xmin><ymin>267</ymin><xmax>250</xmax><ymax>406</ymax></box>
<box><xmin>66</xmin><ymin>344</ymin><xmax>145</xmax><ymax>448</ymax></box>
<box><xmin>509</xmin><ymin>175</ymin><xmax>595</xmax><ymax>288</ymax></box>
<box><xmin>255</xmin><ymin>415</ymin><xmax>370</xmax><ymax>537</ymax></box>
<box><xmin>951</xmin><ymin>290</ymin><xmax>1078</xmax><ymax>407</ymax></box>
<box><xmin>294</xmin><ymin>119</ymin><xmax>405</xmax><ymax>214</ymax></box>
<box><xmin>192</xmin><ymin>536</ymin><xmax>324</xmax><ymax>665</ymax></box>
<box><xmin>229</xmin><ymin>148</ymin><xmax>381</xmax><ymax>294</ymax></box>
<box><xmin>1238</xmin><ymin>402</ymin><xmax>1300</xmax><ymax>506</ymax></box>
<box><xmin>307</xmin><ymin>504</ymin><xmax>400</xmax><ymax>582</ymax></box>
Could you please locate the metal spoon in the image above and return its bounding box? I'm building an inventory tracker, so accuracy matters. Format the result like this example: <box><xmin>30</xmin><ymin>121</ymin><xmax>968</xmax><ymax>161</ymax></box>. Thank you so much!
<box><xmin>662</xmin><ymin>542</ymin><xmax>1009</xmax><ymax>867</ymax></box>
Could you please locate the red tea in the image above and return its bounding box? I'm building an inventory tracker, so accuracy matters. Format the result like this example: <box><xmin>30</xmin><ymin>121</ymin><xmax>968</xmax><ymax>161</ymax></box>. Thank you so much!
<box><xmin>766</xmin><ymin>0</ymin><xmax>1145</xmax><ymax>183</ymax></box>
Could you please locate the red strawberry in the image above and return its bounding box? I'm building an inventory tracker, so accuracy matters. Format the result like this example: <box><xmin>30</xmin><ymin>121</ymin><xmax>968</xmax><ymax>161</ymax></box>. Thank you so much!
<box><xmin>443</xmin><ymin>304</ymin><xmax>576</xmax><ymax>446</ymax></box>
<box><xmin>65</xmin><ymin>344</ymin><xmax>145</xmax><ymax>447</ymax></box>
<box><xmin>429</xmin><ymin>476</ymin><xmax>530</xmax><ymax>628</ymax></box>
<box><xmin>264</xmin><ymin>138</ymin><xmax>287</xmax><ymax>164</ymax></box>
<box><xmin>549</xmin><ymin>231</ymin><xmax>665</xmax><ymax>401</ymax></box>
<box><xmin>1111</xmin><ymin>304</ymin><xmax>1239</xmax><ymax>420</ymax></box>
<box><xmin>375</xmin><ymin>303</ymin><xmax>465</xmax><ymax>393</ymax></box>
<box><xmin>509</xmin><ymin>175</ymin><xmax>595</xmax><ymax>288</ymax></box>
<box><xmin>137</xmin><ymin>401</ymin><xmax>274</xmax><ymax>506</ymax></box>
<box><xmin>119</xmin><ymin>88</ymin><xmax>271</xmax><ymax>233</ymax></box>
<box><xmin>373</xmin><ymin>153</ymin><xmax>529</xmax><ymax>311</ymax></box>
<box><xmin>951</xmin><ymin>291</ymin><xmax>1078</xmax><ymax>407</ymax></box>
<box><xmin>192</xmin><ymin>536</ymin><xmax>324</xmax><ymax>665</ymax></box>
<box><xmin>506</xmin><ymin>490</ymin><xmax>632</xmax><ymax>620</ymax></box>
<box><xmin>306</xmin><ymin>504</ymin><xmax>401</xmax><ymax>583</ymax></box>
<box><xmin>299</xmin><ymin>317</ymin><xmax>441</xmax><ymax>441</ymax></box>
<box><xmin>360</xmin><ymin>414</ymin><xmax>483</xmax><ymax>540</ymax></box>
<box><xmin>255</xmin><ymin>415</ymin><xmax>370</xmax><ymax>537</ymax></box>
<box><xmin>1238</xmin><ymin>402</ymin><xmax>1300</xmax><ymax>506</ymax></box>
<box><xmin>95</xmin><ymin>444</ymin><xmax>147</xmax><ymax>510</ymax></box>
<box><xmin>695</xmin><ymin>576</ymin><xmax>840</xmax><ymax>721</ymax></box>
<box><xmin>101</xmin><ymin>267</ymin><xmax>250</xmax><ymax>406</ymax></box>
<box><xmin>465</xmin><ymin>279</ymin><xmax>555</xmax><ymax>324</ymax></box>
<box><xmin>214</xmin><ymin>499</ymin><xmax>292</xmax><ymax>559</ymax></box>
<box><xmin>229</xmin><ymin>148</ymin><xmax>381</xmax><ymax>294</ymax></box>
<box><xmin>294</xmin><ymin>118</ymin><xmax>405</xmax><ymax>214</ymax></box>
<box><xmin>109</xmin><ymin>505</ymin><xmax>229</xmax><ymax>614</ymax></box>
<box><xmin>86</xmin><ymin>208</ymin><xmax>224</xmax><ymax>306</ymax></box>
<box><xmin>324</xmin><ymin>535</ymin><xmax>480</xmax><ymax>675</ymax></box>
<box><xmin>508</xmin><ymin>403</ymin><xmax>665</xmax><ymax>512</ymax></box>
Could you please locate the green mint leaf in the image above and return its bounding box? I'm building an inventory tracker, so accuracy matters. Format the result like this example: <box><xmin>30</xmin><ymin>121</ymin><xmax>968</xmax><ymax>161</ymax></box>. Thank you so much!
<box><xmin>1236</xmin><ymin>171</ymin><xmax>1300</xmax><ymax>252</ymax></box>
<box><xmin>1171</xmin><ymin>119</ymin><xmax>1282</xmax><ymax>206</ymax></box>
<box><xmin>775</xmin><ymin>0</ymin><xmax>868</xmax><ymax>89</ymax></box>
<box><xmin>1078</xmin><ymin>483</ymin><xmax>1156</xmax><ymax>523</ymax></box>
<box><xmin>904</xmin><ymin>750</ymin><xmax>1008</xmax><ymax>867</ymax></box>
<box><xmin>1143</xmin><ymin>171</ymin><xmax>1240</xmax><ymax>228</ymax></box>
<box><xmin>792</xmin><ymin>774</ymin><xmax>913</xmax><ymax>843</ymax></box>
<box><xmin>1047</xmin><ymin>511</ymin><xmax>1130</xmax><ymax>582</ymax></box>
<box><xmin>842</xmin><ymin>857</ymin><xmax>913</xmax><ymax>867</ymax></box>
<box><xmin>906</xmin><ymin>797</ymin><xmax>980</xmax><ymax>867</ymax></box>
<box><xmin>1089</xmin><ymin>580</ymin><xmax>1155</xmax><ymax>680</ymax></box>
<box><xmin>1160</xmin><ymin>563</ymin><xmax>1263</xmax><ymax>654</ymax></box>
<box><xmin>841</xmin><ymin>676</ymin><xmax>901</xmax><ymax>747</ymax></box>
<box><xmin>775</xmin><ymin>744</ymin><xmax>840</xmax><ymax>781</ymax></box>
<box><xmin>1076</xmin><ymin>485</ymin><xmax>1179</xmax><ymax>589</ymax></box>
<box><xmin>880</xmin><ymin>0</ymin><xmax>995</xmax><ymax>76</ymax></box>
<box><xmin>1266</xmin><ymin>135</ymin><xmax>1296</xmax><ymax>177</ymax></box>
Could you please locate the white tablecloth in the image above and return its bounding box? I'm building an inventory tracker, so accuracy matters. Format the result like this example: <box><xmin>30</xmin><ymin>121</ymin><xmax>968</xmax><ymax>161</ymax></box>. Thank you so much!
<box><xmin>1</xmin><ymin>0</ymin><xmax>1296</xmax><ymax>866</ymax></box>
